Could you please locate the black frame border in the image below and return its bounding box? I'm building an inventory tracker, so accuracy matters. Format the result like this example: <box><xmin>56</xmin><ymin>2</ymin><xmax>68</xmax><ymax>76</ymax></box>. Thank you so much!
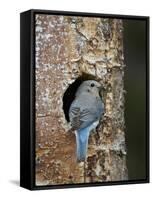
<box><xmin>20</xmin><ymin>9</ymin><xmax>150</xmax><ymax>190</ymax></box>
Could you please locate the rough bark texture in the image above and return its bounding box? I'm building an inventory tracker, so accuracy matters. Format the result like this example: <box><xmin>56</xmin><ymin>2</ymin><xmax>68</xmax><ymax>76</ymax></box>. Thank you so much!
<box><xmin>35</xmin><ymin>14</ymin><xmax>128</xmax><ymax>186</ymax></box>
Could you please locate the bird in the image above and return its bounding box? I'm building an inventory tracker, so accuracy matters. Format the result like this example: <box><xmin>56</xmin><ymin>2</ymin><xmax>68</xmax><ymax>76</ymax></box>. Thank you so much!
<box><xmin>69</xmin><ymin>80</ymin><xmax>104</xmax><ymax>162</ymax></box>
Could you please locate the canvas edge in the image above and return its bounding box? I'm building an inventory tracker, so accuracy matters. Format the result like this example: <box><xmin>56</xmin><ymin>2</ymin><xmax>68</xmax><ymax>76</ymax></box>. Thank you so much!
<box><xmin>20</xmin><ymin>9</ymin><xmax>150</xmax><ymax>191</ymax></box>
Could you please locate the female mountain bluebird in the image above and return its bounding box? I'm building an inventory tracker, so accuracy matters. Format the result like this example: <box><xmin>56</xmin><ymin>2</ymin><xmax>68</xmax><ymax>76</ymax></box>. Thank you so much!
<box><xmin>69</xmin><ymin>80</ymin><xmax>104</xmax><ymax>162</ymax></box>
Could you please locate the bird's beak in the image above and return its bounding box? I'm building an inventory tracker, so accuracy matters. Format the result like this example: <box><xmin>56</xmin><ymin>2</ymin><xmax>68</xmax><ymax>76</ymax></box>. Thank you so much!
<box><xmin>98</xmin><ymin>85</ymin><xmax>104</xmax><ymax>97</ymax></box>
<box><xmin>98</xmin><ymin>85</ymin><xmax>103</xmax><ymax>91</ymax></box>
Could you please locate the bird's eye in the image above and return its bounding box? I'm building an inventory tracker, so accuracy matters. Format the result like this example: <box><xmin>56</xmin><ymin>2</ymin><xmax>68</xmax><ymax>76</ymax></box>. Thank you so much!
<box><xmin>90</xmin><ymin>83</ymin><xmax>95</xmax><ymax>87</ymax></box>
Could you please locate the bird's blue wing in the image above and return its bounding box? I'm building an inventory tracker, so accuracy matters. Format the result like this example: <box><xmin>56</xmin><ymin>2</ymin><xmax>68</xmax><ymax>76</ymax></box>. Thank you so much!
<box><xmin>69</xmin><ymin>92</ymin><xmax>104</xmax><ymax>130</ymax></box>
<box><xmin>69</xmin><ymin>106</ymin><xmax>95</xmax><ymax>130</ymax></box>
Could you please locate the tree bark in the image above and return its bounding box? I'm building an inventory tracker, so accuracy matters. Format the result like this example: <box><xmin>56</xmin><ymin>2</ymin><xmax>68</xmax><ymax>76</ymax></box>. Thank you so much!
<box><xmin>35</xmin><ymin>14</ymin><xmax>128</xmax><ymax>185</ymax></box>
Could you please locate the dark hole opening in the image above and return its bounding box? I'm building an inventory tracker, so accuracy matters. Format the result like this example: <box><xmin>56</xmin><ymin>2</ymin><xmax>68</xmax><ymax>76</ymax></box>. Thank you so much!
<box><xmin>62</xmin><ymin>73</ymin><xmax>97</xmax><ymax>122</ymax></box>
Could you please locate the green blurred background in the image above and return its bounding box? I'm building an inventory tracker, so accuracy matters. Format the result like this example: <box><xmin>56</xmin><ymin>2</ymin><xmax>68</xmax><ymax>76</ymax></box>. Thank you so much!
<box><xmin>123</xmin><ymin>19</ymin><xmax>147</xmax><ymax>180</ymax></box>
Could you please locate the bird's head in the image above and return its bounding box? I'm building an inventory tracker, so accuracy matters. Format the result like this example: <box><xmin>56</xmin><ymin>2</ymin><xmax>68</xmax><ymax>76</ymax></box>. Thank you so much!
<box><xmin>76</xmin><ymin>80</ymin><xmax>103</xmax><ymax>97</ymax></box>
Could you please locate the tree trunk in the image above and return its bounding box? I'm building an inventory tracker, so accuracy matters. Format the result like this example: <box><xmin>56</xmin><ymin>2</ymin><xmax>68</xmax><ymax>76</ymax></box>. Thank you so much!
<box><xmin>35</xmin><ymin>14</ymin><xmax>128</xmax><ymax>185</ymax></box>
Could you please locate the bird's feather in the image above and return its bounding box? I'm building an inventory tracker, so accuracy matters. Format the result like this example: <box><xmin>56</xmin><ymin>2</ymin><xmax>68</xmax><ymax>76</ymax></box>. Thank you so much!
<box><xmin>70</xmin><ymin>107</ymin><xmax>92</xmax><ymax>130</ymax></box>
<box><xmin>70</xmin><ymin>107</ymin><xmax>95</xmax><ymax>130</ymax></box>
<box><xmin>75</xmin><ymin>127</ymin><xmax>90</xmax><ymax>162</ymax></box>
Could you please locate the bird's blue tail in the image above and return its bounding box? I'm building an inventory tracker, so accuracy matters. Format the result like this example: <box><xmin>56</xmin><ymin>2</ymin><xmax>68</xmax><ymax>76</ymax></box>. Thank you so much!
<box><xmin>75</xmin><ymin>127</ymin><xmax>90</xmax><ymax>162</ymax></box>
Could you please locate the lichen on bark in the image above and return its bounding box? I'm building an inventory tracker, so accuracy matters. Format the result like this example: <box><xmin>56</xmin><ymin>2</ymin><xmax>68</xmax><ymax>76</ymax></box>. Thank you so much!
<box><xmin>35</xmin><ymin>14</ymin><xmax>128</xmax><ymax>185</ymax></box>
